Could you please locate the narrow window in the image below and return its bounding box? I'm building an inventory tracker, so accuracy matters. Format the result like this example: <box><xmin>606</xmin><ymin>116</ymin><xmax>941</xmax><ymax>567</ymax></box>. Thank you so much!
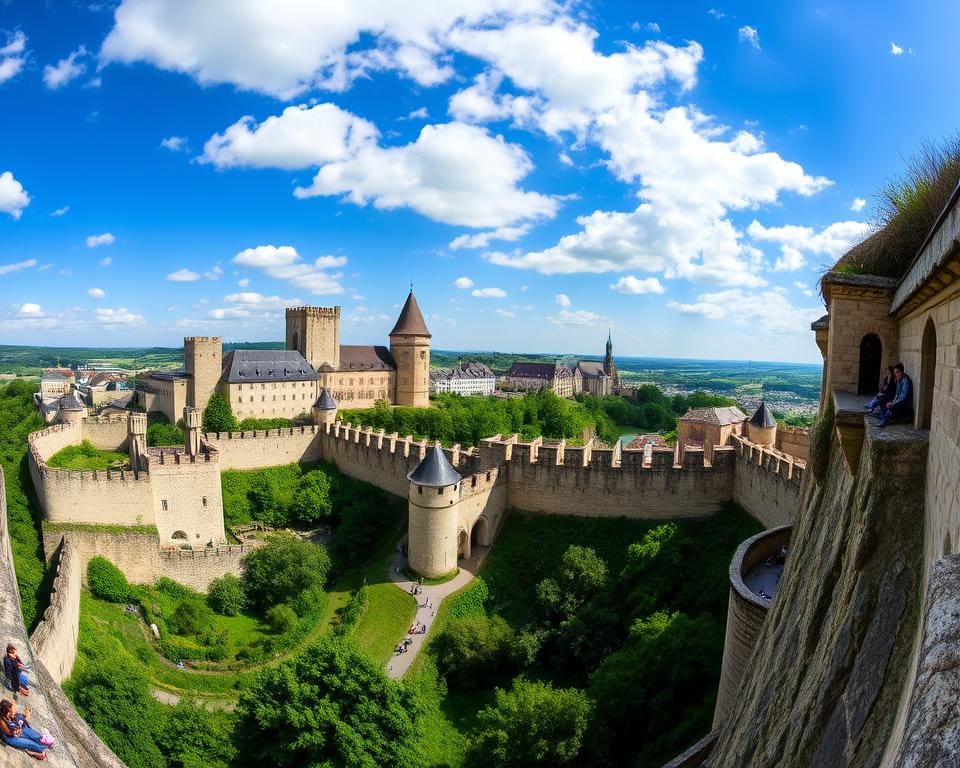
<box><xmin>162</xmin><ymin>499</ymin><xmax>168</xmax><ymax>511</ymax></box>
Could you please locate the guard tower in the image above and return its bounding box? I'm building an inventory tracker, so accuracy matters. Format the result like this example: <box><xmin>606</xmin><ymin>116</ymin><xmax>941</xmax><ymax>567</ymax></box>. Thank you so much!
<box><xmin>390</xmin><ymin>290</ymin><xmax>431</xmax><ymax>407</ymax></box>
<box><xmin>286</xmin><ymin>306</ymin><xmax>340</xmax><ymax>371</ymax></box>
<box><xmin>184</xmin><ymin>406</ymin><xmax>202</xmax><ymax>457</ymax></box>
<box><xmin>747</xmin><ymin>401</ymin><xmax>777</xmax><ymax>448</ymax></box>
<box><xmin>407</xmin><ymin>443</ymin><xmax>461</xmax><ymax>577</ymax></box>
<box><xmin>312</xmin><ymin>388</ymin><xmax>338</xmax><ymax>427</ymax></box>
<box><xmin>184</xmin><ymin>336</ymin><xmax>222</xmax><ymax>414</ymax></box>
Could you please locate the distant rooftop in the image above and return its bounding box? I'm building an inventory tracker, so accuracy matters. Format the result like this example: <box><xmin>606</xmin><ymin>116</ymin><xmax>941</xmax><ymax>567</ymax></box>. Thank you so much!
<box><xmin>680</xmin><ymin>406</ymin><xmax>747</xmax><ymax>426</ymax></box>
<box><xmin>222</xmin><ymin>350</ymin><xmax>318</xmax><ymax>384</ymax></box>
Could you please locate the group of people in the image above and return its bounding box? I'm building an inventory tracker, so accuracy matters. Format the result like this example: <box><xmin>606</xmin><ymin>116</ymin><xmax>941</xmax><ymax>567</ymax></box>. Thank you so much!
<box><xmin>865</xmin><ymin>362</ymin><xmax>913</xmax><ymax>428</ymax></box>
<box><xmin>2</xmin><ymin>644</ymin><xmax>55</xmax><ymax>761</ymax></box>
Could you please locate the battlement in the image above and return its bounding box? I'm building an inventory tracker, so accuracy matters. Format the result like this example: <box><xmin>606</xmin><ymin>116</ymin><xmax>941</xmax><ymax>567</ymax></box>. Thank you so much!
<box><xmin>183</xmin><ymin>336</ymin><xmax>222</xmax><ymax>343</ymax></box>
<box><xmin>286</xmin><ymin>306</ymin><xmax>341</xmax><ymax>318</ymax></box>
<box><xmin>730</xmin><ymin>435</ymin><xmax>806</xmax><ymax>486</ymax></box>
<box><xmin>144</xmin><ymin>444</ymin><xmax>217</xmax><ymax>468</ymax></box>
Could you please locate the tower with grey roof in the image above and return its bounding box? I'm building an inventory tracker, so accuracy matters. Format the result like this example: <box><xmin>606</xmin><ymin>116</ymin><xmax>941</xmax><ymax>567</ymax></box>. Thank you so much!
<box><xmin>407</xmin><ymin>442</ymin><xmax>462</xmax><ymax>577</ymax></box>
<box><xmin>389</xmin><ymin>289</ymin><xmax>432</xmax><ymax>408</ymax></box>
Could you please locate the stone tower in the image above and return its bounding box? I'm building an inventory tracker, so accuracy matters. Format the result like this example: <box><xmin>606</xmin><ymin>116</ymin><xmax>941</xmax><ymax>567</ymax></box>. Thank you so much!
<box><xmin>747</xmin><ymin>401</ymin><xmax>777</xmax><ymax>447</ymax></box>
<box><xmin>128</xmin><ymin>411</ymin><xmax>147</xmax><ymax>471</ymax></box>
<box><xmin>311</xmin><ymin>388</ymin><xmax>338</xmax><ymax>427</ymax></box>
<box><xmin>286</xmin><ymin>307</ymin><xmax>340</xmax><ymax>370</ymax></box>
<box><xmin>407</xmin><ymin>443</ymin><xmax>462</xmax><ymax>578</ymax></box>
<box><xmin>57</xmin><ymin>391</ymin><xmax>86</xmax><ymax>426</ymax></box>
<box><xmin>184</xmin><ymin>336</ymin><xmax>222</xmax><ymax>414</ymax></box>
<box><xmin>603</xmin><ymin>328</ymin><xmax>618</xmax><ymax>384</ymax></box>
<box><xmin>183</xmin><ymin>406</ymin><xmax>202</xmax><ymax>457</ymax></box>
<box><xmin>389</xmin><ymin>290</ymin><xmax>431</xmax><ymax>407</ymax></box>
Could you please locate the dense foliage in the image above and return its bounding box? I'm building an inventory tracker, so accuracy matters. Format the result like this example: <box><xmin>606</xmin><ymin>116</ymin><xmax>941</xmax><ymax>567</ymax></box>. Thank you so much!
<box><xmin>206</xmin><ymin>573</ymin><xmax>245</xmax><ymax>616</ymax></box>
<box><xmin>202</xmin><ymin>392</ymin><xmax>238</xmax><ymax>433</ymax></box>
<box><xmin>241</xmin><ymin>535</ymin><xmax>331</xmax><ymax>616</ymax></box>
<box><xmin>236</xmin><ymin>417</ymin><xmax>293</xmax><ymax>431</ymax></box>
<box><xmin>433</xmin><ymin>615</ymin><xmax>516</xmax><ymax>691</ymax></box>
<box><xmin>146</xmin><ymin>414</ymin><xmax>183</xmax><ymax>447</ymax></box>
<box><xmin>46</xmin><ymin>440</ymin><xmax>128</xmax><ymax>470</ymax></box>
<box><xmin>0</xmin><ymin>380</ymin><xmax>47</xmax><ymax>627</ymax></box>
<box><xmin>235</xmin><ymin>636</ymin><xmax>423</xmax><ymax>768</ymax></box>
<box><xmin>87</xmin><ymin>556</ymin><xmax>131</xmax><ymax>603</ymax></box>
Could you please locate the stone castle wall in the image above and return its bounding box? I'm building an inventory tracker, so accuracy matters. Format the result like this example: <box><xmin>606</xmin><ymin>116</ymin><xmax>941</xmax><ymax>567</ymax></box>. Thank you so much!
<box><xmin>206</xmin><ymin>426</ymin><xmax>323</xmax><ymax>470</ymax></box>
<box><xmin>30</xmin><ymin>537</ymin><xmax>81</xmax><ymax>685</ymax></box>
<box><xmin>731</xmin><ymin>437</ymin><xmax>804</xmax><ymax>529</ymax></box>
<box><xmin>80</xmin><ymin>416</ymin><xmax>128</xmax><ymax>451</ymax></box>
<box><xmin>775</xmin><ymin>426</ymin><xmax>810</xmax><ymax>461</ymax></box>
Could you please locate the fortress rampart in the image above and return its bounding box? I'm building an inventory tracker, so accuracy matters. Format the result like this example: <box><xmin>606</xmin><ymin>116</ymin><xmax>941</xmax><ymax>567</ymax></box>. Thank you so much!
<box><xmin>30</xmin><ymin>537</ymin><xmax>81</xmax><ymax>685</ymax></box>
<box><xmin>730</xmin><ymin>436</ymin><xmax>804</xmax><ymax>529</ymax></box>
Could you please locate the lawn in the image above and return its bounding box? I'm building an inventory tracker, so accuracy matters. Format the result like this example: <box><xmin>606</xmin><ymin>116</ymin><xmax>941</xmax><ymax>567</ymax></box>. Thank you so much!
<box><xmin>47</xmin><ymin>440</ymin><xmax>129</xmax><ymax>470</ymax></box>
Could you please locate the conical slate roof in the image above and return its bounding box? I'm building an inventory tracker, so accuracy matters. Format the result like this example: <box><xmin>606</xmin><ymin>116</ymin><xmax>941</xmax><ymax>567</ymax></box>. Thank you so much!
<box><xmin>749</xmin><ymin>401</ymin><xmax>777</xmax><ymax>428</ymax></box>
<box><xmin>389</xmin><ymin>290</ymin><xmax>431</xmax><ymax>337</ymax></box>
<box><xmin>314</xmin><ymin>388</ymin><xmax>337</xmax><ymax>410</ymax></box>
<box><xmin>59</xmin><ymin>391</ymin><xmax>86</xmax><ymax>411</ymax></box>
<box><xmin>408</xmin><ymin>443</ymin><xmax>461</xmax><ymax>487</ymax></box>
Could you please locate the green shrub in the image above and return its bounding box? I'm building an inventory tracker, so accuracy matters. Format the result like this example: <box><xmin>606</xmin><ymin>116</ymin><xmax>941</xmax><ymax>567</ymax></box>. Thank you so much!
<box><xmin>809</xmin><ymin>396</ymin><xmax>835</xmax><ymax>485</ymax></box>
<box><xmin>237</xmin><ymin>417</ymin><xmax>292</xmax><ymax>431</ymax></box>
<box><xmin>146</xmin><ymin>421</ymin><xmax>183</xmax><ymax>447</ymax></box>
<box><xmin>266</xmin><ymin>604</ymin><xmax>298</xmax><ymax>634</ymax></box>
<box><xmin>87</xmin><ymin>557</ymin><xmax>130</xmax><ymax>603</ymax></box>
<box><xmin>202</xmin><ymin>392</ymin><xmax>238</xmax><ymax>433</ymax></box>
<box><xmin>207</xmin><ymin>573</ymin><xmax>245</xmax><ymax>616</ymax></box>
<box><xmin>47</xmin><ymin>440</ymin><xmax>128</xmax><ymax>470</ymax></box>
<box><xmin>434</xmin><ymin>615</ymin><xmax>515</xmax><ymax>690</ymax></box>
<box><xmin>241</xmin><ymin>535</ymin><xmax>331</xmax><ymax>615</ymax></box>
<box><xmin>167</xmin><ymin>600</ymin><xmax>215</xmax><ymax>637</ymax></box>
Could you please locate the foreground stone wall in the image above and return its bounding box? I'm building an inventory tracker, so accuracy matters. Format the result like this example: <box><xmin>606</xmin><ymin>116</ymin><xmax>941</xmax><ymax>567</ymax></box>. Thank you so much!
<box><xmin>80</xmin><ymin>416</ymin><xmax>127</xmax><ymax>451</ymax></box>
<box><xmin>731</xmin><ymin>437</ymin><xmax>804</xmax><ymax>528</ymax></box>
<box><xmin>30</xmin><ymin>538</ymin><xmax>81</xmax><ymax>685</ymax></box>
<box><xmin>775</xmin><ymin>426</ymin><xmax>810</xmax><ymax>461</ymax></box>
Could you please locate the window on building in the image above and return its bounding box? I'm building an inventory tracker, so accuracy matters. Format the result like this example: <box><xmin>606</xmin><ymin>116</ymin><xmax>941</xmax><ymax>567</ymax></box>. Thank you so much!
<box><xmin>202</xmin><ymin>497</ymin><xmax>207</xmax><ymax>508</ymax></box>
<box><xmin>162</xmin><ymin>499</ymin><xmax>168</xmax><ymax>511</ymax></box>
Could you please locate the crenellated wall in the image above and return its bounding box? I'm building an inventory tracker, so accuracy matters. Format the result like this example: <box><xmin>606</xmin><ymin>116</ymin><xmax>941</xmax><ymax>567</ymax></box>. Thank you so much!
<box><xmin>206</xmin><ymin>425</ymin><xmax>322</xmax><ymax>470</ymax></box>
<box><xmin>731</xmin><ymin>436</ymin><xmax>805</xmax><ymax>528</ymax></box>
<box><xmin>775</xmin><ymin>426</ymin><xmax>810</xmax><ymax>461</ymax></box>
<box><xmin>30</xmin><ymin>537</ymin><xmax>81</xmax><ymax>685</ymax></box>
<box><xmin>80</xmin><ymin>416</ymin><xmax>128</xmax><ymax>451</ymax></box>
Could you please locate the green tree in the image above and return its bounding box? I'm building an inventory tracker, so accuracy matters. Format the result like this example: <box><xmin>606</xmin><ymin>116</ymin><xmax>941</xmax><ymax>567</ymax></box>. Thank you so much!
<box><xmin>168</xmin><ymin>599</ymin><xmax>215</xmax><ymax>637</ymax></box>
<box><xmin>536</xmin><ymin>545</ymin><xmax>607</xmax><ymax>623</ymax></box>
<box><xmin>266</xmin><ymin>604</ymin><xmax>298</xmax><ymax>634</ymax></box>
<box><xmin>235</xmin><ymin>636</ymin><xmax>422</xmax><ymax>768</ymax></box>
<box><xmin>202</xmin><ymin>392</ymin><xmax>238</xmax><ymax>433</ymax></box>
<box><xmin>207</xmin><ymin>573</ymin><xmax>246</xmax><ymax>616</ymax></box>
<box><xmin>88</xmin><ymin>556</ymin><xmax>130</xmax><ymax>603</ymax></box>
<box><xmin>156</xmin><ymin>702</ymin><xmax>237</xmax><ymax>768</ymax></box>
<box><xmin>467</xmin><ymin>678</ymin><xmax>592</xmax><ymax>768</ymax></box>
<box><xmin>290</xmin><ymin>470</ymin><xmax>334</xmax><ymax>525</ymax></box>
<box><xmin>433</xmin><ymin>615</ymin><xmax>515</xmax><ymax>690</ymax></box>
<box><xmin>241</xmin><ymin>535</ymin><xmax>331</xmax><ymax>615</ymax></box>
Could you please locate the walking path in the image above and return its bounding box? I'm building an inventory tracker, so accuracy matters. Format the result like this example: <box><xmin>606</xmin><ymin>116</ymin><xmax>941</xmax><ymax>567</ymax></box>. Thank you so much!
<box><xmin>385</xmin><ymin>544</ymin><xmax>488</xmax><ymax>679</ymax></box>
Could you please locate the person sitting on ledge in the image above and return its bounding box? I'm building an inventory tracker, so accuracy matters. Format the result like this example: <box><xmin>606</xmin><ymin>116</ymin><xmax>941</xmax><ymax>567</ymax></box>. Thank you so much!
<box><xmin>865</xmin><ymin>365</ymin><xmax>897</xmax><ymax>413</ymax></box>
<box><xmin>3</xmin><ymin>644</ymin><xmax>30</xmax><ymax>696</ymax></box>
<box><xmin>878</xmin><ymin>363</ymin><xmax>913</xmax><ymax>428</ymax></box>
<box><xmin>0</xmin><ymin>699</ymin><xmax>50</xmax><ymax>760</ymax></box>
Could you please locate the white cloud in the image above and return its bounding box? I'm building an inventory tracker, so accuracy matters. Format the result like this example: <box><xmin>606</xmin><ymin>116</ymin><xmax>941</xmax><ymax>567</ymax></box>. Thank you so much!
<box><xmin>208</xmin><ymin>292</ymin><xmax>303</xmax><ymax>320</ymax></box>
<box><xmin>0</xmin><ymin>171</ymin><xmax>30</xmax><ymax>219</ymax></box>
<box><xmin>558</xmin><ymin>152</ymin><xmax>574</xmax><ymax>167</ymax></box>
<box><xmin>50</xmin><ymin>206</ymin><xmax>70</xmax><ymax>217</ymax></box>
<box><xmin>237</xmin><ymin>278</ymin><xmax>250</xmax><ymax>288</ymax></box>
<box><xmin>19</xmin><ymin>303</ymin><xmax>43</xmax><ymax>317</ymax></box>
<box><xmin>86</xmin><ymin>232</ymin><xmax>116</xmax><ymax>248</ymax></box>
<box><xmin>100</xmin><ymin>0</ymin><xmax>555</xmax><ymax>98</ymax></box>
<box><xmin>204</xmin><ymin>265</ymin><xmax>224</xmax><ymax>280</ymax></box>
<box><xmin>494</xmin><ymin>308</ymin><xmax>515</xmax><ymax>318</ymax></box>
<box><xmin>550</xmin><ymin>308</ymin><xmax>607</xmax><ymax>328</ymax></box>
<box><xmin>793</xmin><ymin>281</ymin><xmax>814</xmax><ymax>298</ymax></box>
<box><xmin>668</xmin><ymin>287</ymin><xmax>822</xmax><ymax>334</ymax></box>
<box><xmin>43</xmin><ymin>46</ymin><xmax>87</xmax><ymax>89</ymax></box>
<box><xmin>707</xmin><ymin>9</ymin><xmax>725</xmax><ymax>19</ymax></box>
<box><xmin>160</xmin><ymin>135</ymin><xmax>187</xmax><ymax>152</ymax></box>
<box><xmin>0</xmin><ymin>32</ymin><xmax>27</xmax><ymax>86</ymax></box>
<box><xmin>99</xmin><ymin>257</ymin><xmax>112</xmax><ymax>267</ymax></box>
<box><xmin>471</xmin><ymin>287</ymin><xmax>507</xmax><ymax>298</ymax></box>
<box><xmin>738</xmin><ymin>26</ymin><xmax>760</xmax><ymax>50</ymax></box>
<box><xmin>232</xmin><ymin>245</ymin><xmax>345</xmax><ymax>294</ymax></box>
<box><xmin>555</xmin><ymin>293</ymin><xmax>571</xmax><ymax>307</ymax></box>
<box><xmin>453</xmin><ymin>276</ymin><xmax>474</xmax><ymax>289</ymax></box>
<box><xmin>449</xmin><ymin>224</ymin><xmax>531</xmax><ymax>250</ymax></box>
<box><xmin>95</xmin><ymin>307</ymin><xmax>145</xmax><ymax>326</ymax></box>
<box><xmin>167</xmin><ymin>268</ymin><xmax>200</xmax><ymax>282</ymax></box>
<box><xmin>747</xmin><ymin>219</ymin><xmax>870</xmax><ymax>271</ymax></box>
<box><xmin>0</xmin><ymin>259</ymin><xmax>36</xmax><ymax>276</ymax></box>
<box><xmin>610</xmin><ymin>275</ymin><xmax>666</xmax><ymax>294</ymax></box>
<box><xmin>201</xmin><ymin>103</ymin><xmax>378</xmax><ymax>169</ymax></box>
<box><xmin>850</xmin><ymin>197</ymin><xmax>866</xmax><ymax>212</ymax></box>
<box><xmin>295</xmin><ymin>122</ymin><xmax>557</xmax><ymax>228</ymax></box>
<box><xmin>406</xmin><ymin>107</ymin><xmax>429</xmax><ymax>120</ymax></box>
<box><xmin>87</xmin><ymin>287</ymin><xmax>106</xmax><ymax>299</ymax></box>
<box><xmin>890</xmin><ymin>42</ymin><xmax>903</xmax><ymax>56</ymax></box>
<box><xmin>645</xmin><ymin>22</ymin><xmax>661</xmax><ymax>33</ymax></box>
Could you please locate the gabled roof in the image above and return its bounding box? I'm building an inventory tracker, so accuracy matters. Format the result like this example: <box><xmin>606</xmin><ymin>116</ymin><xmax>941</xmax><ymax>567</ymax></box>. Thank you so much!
<box><xmin>222</xmin><ymin>350</ymin><xmax>319</xmax><ymax>384</ymax></box>
<box><xmin>506</xmin><ymin>361</ymin><xmax>570</xmax><ymax>380</ymax></box>
<box><xmin>679</xmin><ymin>406</ymin><xmax>747</xmax><ymax>426</ymax></box>
<box><xmin>408</xmin><ymin>443</ymin><xmax>461</xmax><ymax>487</ymax></box>
<box><xmin>389</xmin><ymin>290</ymin><xmax>431</xmax><ymax>337</ymax></box>
<box><xmin>577</xmin><ymin>361</ymin><xmax>609</xmax><ymax>378</ymax></box>
<box><xmin>338</xmin><ymin>345</ymin><xmax>396</xmax><ymax>371</ymax></box>
<box><xmin>431</xmin><ymin>361</ymin><xmax>495</xmax><ymax>381</ymax></box>
<box><xmin>749</xmin><ymin>401</ymin><xmax>777</xmax><ymax>428</ymax></box>
<box><xmin>315</xmin><ymin>388</ymin><xmax>337</xmax><ymax>410</ymax></box>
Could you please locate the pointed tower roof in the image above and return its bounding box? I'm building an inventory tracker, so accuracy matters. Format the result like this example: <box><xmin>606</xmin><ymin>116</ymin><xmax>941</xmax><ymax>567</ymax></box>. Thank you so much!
<box><xmin>314</xmin><ymin>388</ymin><xmax>337</xmax><ymax>410</ymax></box>
<box><xmin>59</xmin><ymin>391</ymin><xmax>86</xmax><ymax>411</ymax></box>
<box><xmin>749</xmin><ymin>401</ymin><xmax>777</xmax><ymax>428</ymax></box>
<box><xmin>408</xmin><ymin>442</ymin><xmax>461</xmax><ymax>487</ymax></box>
<box><xmin>390</xmin><ymin>290</ymin><xmax>431</xmax><ymax>337</ymax></box>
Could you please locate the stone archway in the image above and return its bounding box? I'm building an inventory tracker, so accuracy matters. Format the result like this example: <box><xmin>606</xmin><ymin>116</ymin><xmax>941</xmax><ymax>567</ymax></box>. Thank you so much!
<box><xmin>857</xmin><ymin>333</ymin><xmax>882</xmax><ymax>396</ymax></box>
<box><xmin>471</xmin><ymin>516</ymin><xmax>489</xmax><ymax>549</ymax></box>
<box><xmin>172</xmin><ymin>530</ymin><xmax>188</xmax><ymax>541</ymax></box>
<box><xmin>457</xmin><ymin>528</ymin><xmax>469</xmax><ymax>559</ymax></box>
<box><xmin>917</xmin><ymin>319</ymin><xmax>937</xmax><ymax>430</ymax></box>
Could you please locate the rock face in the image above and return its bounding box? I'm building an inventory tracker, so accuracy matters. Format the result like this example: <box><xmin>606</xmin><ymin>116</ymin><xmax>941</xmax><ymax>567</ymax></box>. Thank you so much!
<box><xmin>708</xmin><ymin>421</ymin><xmax>928</xmax><ymax>768</ymax></box>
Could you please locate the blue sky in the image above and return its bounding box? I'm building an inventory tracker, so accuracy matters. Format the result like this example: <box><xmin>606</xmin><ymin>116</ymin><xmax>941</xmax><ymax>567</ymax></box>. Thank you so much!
<box><xmin>0</xmin><ymin>0</ymin><xmax>957</xmax><ymax>363</ymax></box>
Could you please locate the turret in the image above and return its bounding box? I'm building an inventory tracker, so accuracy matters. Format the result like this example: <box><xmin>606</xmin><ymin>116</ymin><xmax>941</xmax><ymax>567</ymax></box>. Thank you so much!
<box><xmin>407</xmin><ymin>443</ymin><xmax>461</xmax><ymax>577</ymax></box>
<box><xmin>747</xmin><ymin>401</ymin><xmax>777</xmax><ymax>448</ymax></box>
<box><xmin>311</xmin><ymin>388</ymin><xmax>338</xmax><ymax>427</ymax></box>
<box><xmin>128</xmin><ymin>411</ymin><xmax>147</xmax><ymax>470</ymax></box>
<box><xmin>184</xmin><ymin>406</ymin><xmax>202</xmax><ymax>457</ymax></box>
<box><xmin>57</xmin><ymin>391</ymin><xmax>86</xmax><ymax>426</ymax></box>
<box><xmin>389</xmin><ymin>289</ymin><xmax>431</xmax><ymax>407</ymax></box>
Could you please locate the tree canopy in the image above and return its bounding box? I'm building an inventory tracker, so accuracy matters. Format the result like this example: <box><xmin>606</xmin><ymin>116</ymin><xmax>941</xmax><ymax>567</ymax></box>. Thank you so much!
<box><xmin>202</xmin><ymin>392</ymin><xmax>238</xmax><ymax>433</ymax></box>
<box><xmin>241</xmin><ymin>535</ymin><xmax>331</xmax><ymax>616</ymax></box>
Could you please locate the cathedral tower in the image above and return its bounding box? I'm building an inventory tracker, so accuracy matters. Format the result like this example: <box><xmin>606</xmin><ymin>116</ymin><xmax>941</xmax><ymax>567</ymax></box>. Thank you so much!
<box><xmin>285</xmin><ymin>307</ymin><xmax>340</xmax><ymax>370</ymax></box>
<box><xmin>184</xmin><ymin>336</ymin><xmax>222</xmax><ymax>414</ymax></box>
<box><xmin>603</xmin><ymin>329</ymin><xmax>618</xmax><ymax>384</ymax></box>
<box><xmin>389</xmin><ymin>290</ymin><xmax>431</xmax><ymax>407</ymax></box>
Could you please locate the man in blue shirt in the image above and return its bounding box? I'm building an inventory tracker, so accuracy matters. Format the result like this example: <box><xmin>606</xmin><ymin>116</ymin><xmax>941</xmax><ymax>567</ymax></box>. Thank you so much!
<box><xmin>878</xmin><ymin>363</ymin><xmax>912</xmax><ymax>428</ymax></box>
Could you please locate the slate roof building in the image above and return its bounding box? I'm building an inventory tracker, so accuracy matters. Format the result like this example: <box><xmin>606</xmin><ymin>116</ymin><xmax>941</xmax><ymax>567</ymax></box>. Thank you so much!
<box><xmin>504</xmin><ymin>361</ymin><xmax>575</xmax><ymax>398</ymax></box>
<box><xmin>430</xmin><ymin>361</ymin><xmax>496</xmax><ymax>396</ymax></box>
<box><xmin>677</xmin><ymin>405</ymin><xmax>748</xmax><ymax>463</ymax></box>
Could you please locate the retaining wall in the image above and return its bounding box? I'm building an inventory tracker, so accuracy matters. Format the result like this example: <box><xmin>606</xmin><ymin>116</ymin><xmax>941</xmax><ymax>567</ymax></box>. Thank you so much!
<box><xmin>30</xmin><ymin>537</ymin><xmax>81</xmax><ymax>685</ymax></box>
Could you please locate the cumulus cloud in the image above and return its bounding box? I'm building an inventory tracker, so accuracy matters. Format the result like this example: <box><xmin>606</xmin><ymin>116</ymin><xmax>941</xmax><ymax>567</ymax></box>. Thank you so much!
<box><xmin>453</xmin><ymin>276</ymin><xmax>474</xmax><ymax>289</ymax></box>
<box><xmin>0</xmin><ymin>259</ymin><xmax>36</xmax><ymax>276</ymax></box>
<box><xmin>747</xmin><ymin>219</ymin><xmax>869</xmax><ymax>271</ymax></box>
<box><xmin>555</xmin><ymin>293</ymin><xmax>571</xmax><ymax>307</ymax></box>
<box><xmin>208</xmin><ymin>292</ymin><xmax>303</xmax><ymax>320</ymax></box>
<box><xmin>850</xmin><ymin>197</ymin><xmax>866</xmax><ymax>212</ymax></box>
<box><xmin>201</xmin><ymin>103</ymin><xmax>378</xmax><ymax>169</ymax></box>
<box><xmin>100</xmin><ymin>0</ymin><xmax>556</xmax><ymax>98</ymax></box>
<box><xmin>449</xmin><ymin>224</ymin><xmax>531</xmax><ymax>250</ymax></box>
<box><xmin>0</xmin><ymin>171</ymin><xmax>30</xmax><ymax>219</ymax></box>
<box><xmin>610</xmin><ymin>275</ymin><xmax>666</xmax><ymax>294</ymax></box>
<box><xmin>237</xmin><ymin>278</ymin><xmax>250</xmax><ymax>288</ymax></box>
<box><xmin>738</xmin><ymin>26</ymin><xmax>761</xmax><ymax>50</ymax></box>
<box><xmin>19</xmin><ymin>303</ymin><xmax>43</xmax><ymax>317</ymax></box>
<box><xmin>294</xmin><ymin>122</ymin><xmax>557</xmax><ymax>228</ymax></box>
<box><xmin>50</xmin><ymin>206</ymin><xmax>70</xmax><ymax>217</ymax></box>
<box><xmin>233</xmin><ymin>245</ymin><xmax>345</xmax><ymax>294</ymax></box>
<box><xmin>0</xmin><ymin>32</ymin><xmax>27</xmax><ymax>86</ymax></box>
<box><xmin>43</xmin><ymin>46</ymin><xmax>88</xmax><ymax>89</ymax></box>
<box><xmin>95</xmin><ymin>307</ymin><xmax>145</xmax><ymax>326</ymax></box>
<box><xmin>471</xmin><ymin>287</ymin><xmax>507</xmax><ymax>298</ymax></box>
<box><xmin>668</xmin><ymin>287</ymin><xmax>822</xmax><ymax>334</ymax></box>
<box><xmin>87</xmin><ymin>287</ymin><xmax>106</xmax><ymax>299</ymax></box>
<box><xmin>890</xmin><ymin>42</ymin><xmax>904</xmax><ymax>56</ymax></box>
<box><xmin>160</xmin><ymin>135</ymin><xmax>187</xmax><ymax>152</ymax></box>
<box><xmin>793</xmin><ymin>281</ymin><xmax>814</xmax><ymax>298</ymax></box>
<box><xmin>204</xmin><ymin>265</ymin><xmax>223</xmax><ymax>280</ymax></box>
<box><xmin>549</xmin><ymin>308</ymin><xmax>607</xmax><ymax>328</ymax></box>
<box><xmin>86</xmin><ymin>232</ymin><xmax>116</xmax><ymax>248</ymax></box>
<box><xmin>167</xmin><ymin>268</ymin><xmax>200</xmax><ymax>282</ymax></box>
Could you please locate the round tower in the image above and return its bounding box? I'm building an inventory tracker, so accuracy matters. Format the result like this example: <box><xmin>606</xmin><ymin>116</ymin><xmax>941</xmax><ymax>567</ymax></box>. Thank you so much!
<box><xmin>747</xmin><ymin>401</ymin><xmax>777</xmax><ymax>448</ymax></box>
<box><xmin>312</xmin><ymin>388</ymin><xmax>338</xmax><ymax>427</ymax></box>
<box><xmin>407</xmin><ymin>443</ymin><xmax>461</xmax><ymax>578</ymax></box>
<box><xmin>58</xmin><ymin>391</ymin><xmax>86</xmax><ymax>426</ymax></box>
<box><xmin>389</xmin><ymin>289</ymin><xmax>431</xmax><ymax>408</ymax></box>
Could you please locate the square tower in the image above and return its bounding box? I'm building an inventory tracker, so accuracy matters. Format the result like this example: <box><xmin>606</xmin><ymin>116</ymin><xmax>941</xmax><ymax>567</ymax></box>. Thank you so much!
<box><xmin>286</xmin><ymin>306</ymin><xmax>340</xmax><ymax>370</ymax></box>
<box><xmin>184</xmin><ymin>336</ymin><xmax>222</xmax><ymax>414</ymax></box>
